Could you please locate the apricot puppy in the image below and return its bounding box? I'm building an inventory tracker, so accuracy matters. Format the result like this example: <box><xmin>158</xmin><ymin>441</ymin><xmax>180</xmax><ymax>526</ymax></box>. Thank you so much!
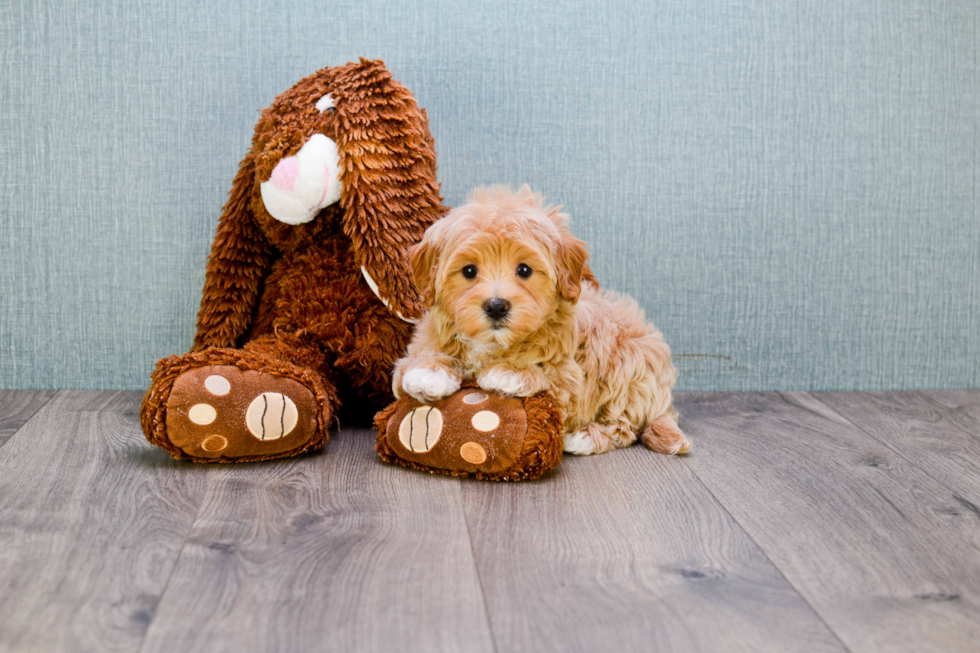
<box><xmin>393</xmin><ymin>186</ymin><xmax>691</xmax><ymax>455</ymax></box>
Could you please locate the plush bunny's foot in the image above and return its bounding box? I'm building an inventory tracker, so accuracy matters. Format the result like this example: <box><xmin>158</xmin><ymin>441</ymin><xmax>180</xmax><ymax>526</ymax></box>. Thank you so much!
<box><xmin>165</xmin><ymin>365</ymin><xmax>321</xmax><ymax>460</ymax></box>
<box><xmin>142</xmin><ymin>349</ymin><xmax>335</xmax><ymax>462</ymax></box>
<box><xmin>374</xmin><ymin>385</ymin><xmax>564</xmax><ymax>481</ymax></box>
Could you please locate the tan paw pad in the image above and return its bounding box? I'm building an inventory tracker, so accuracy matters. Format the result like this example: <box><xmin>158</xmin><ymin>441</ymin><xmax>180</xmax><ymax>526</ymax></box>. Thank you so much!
<box><xmin>201</xmin><ymin>435</ymin><xmax>228</xmax><ymax>452</ymax></box>
<box><xmin>246</xmin><ymin>392</ymin><xmax>299</xmax><ymax>441</ymax></box>
<box><xmin>204</xmin><ymin>375</ymin><xmax>231</xmax><ymax>396</ymax></box>
<box><xmin>459</xmin><ymin>442</ymin><xmax>487</xmax><ymax>464</ymax></box>
<box><xmin>188</xmin><ymin>403</ymin><xmax>217</xmax><ymax>425</ymax></box>
<box><xmin>471</xmin><ymin>410</ymin><xmax>500</xmax><ymax>432</ymax></box>
<box><xmin>398</xmin><ymin>405</ymin><xmax>443</xmax><ymax>453</ymax></box>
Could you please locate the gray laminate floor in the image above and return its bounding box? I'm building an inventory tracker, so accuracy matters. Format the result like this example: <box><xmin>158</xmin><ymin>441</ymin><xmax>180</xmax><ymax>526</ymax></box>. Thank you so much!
<box><xmin>1</xmin><ymin>390</ymin><xmax>978</xmax><ymax>652</ymax></box>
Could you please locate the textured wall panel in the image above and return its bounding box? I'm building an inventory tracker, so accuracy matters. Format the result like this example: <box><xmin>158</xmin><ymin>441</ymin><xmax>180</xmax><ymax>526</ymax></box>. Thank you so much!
<box><xmin>0</xmin><ymin>0</ymin><xmax>977</xmax><ymax>390</ymax></box>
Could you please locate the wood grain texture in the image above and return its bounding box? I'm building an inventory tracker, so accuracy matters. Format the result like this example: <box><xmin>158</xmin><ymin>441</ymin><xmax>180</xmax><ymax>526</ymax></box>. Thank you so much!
<box><xmin>139</xmin><ymin>428</ymin><xmax>493</xmax><ymax>653</ymax></box>
<box><xmin>0</xmin><ymin>389</ymin><xmax>56</xmax><ymax>444</ymax></box>
<box><xmin>5</xmin><ymin>390</ymin><xmax>980</xmax><ymax>651</ymax></box>
<box><xmin>0</xmin><ymin>391</ymin><xmax>211</xmax><ymax>653</ymax></box>
<box><xmin>922</xmin><ymin>389</ymin><xmax>980</xmax><ymax>424</ymax></box>
<box><xmin>678</xmin><ymin>392</ymin><xmax>980</xmax><ymax>653</ymax></box>
<box><xmin>815</xmin><ymin>391</ymin><xmax>980</xmax><ymax>506</ymax></box>
<box><xmin>461</xmin><ymin>446</ymin><xmax>846</xmax><ymax>653</ymax></box>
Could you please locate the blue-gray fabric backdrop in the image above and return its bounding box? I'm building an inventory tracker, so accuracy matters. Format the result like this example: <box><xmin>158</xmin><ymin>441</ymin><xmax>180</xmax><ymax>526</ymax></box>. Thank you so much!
<box><xmin>1</xmin><ymin>0</ymin><xmax>977</xmax><ymax>391</ymax></box>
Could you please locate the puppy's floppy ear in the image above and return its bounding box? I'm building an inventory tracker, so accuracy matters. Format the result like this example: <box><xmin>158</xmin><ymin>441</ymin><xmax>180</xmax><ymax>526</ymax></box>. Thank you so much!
<box><xmin>193</xmin><ymin>152</ymin><xmax>273</xmax><ymax>351</ymax></box>
<box><xmin>555</xmin><ymin>232</ymin><xmax>589</xmax><ymax>303</ymax></box>
<box><xmin>408</xmin><ymin>223</ymin><xmax>445</xmax><ymax>306</ymax></box>
<box><xmin>546</xmin><ymin>205</ymin><xmax>588</xmax><ymax>303</ymax></box>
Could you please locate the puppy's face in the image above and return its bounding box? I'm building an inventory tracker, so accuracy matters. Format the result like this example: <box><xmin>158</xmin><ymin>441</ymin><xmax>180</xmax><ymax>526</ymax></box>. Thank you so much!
<box><xmin>440</xmin><ymin>233</ymin><xmax>556</xmax><ymax>347</ymax></box>
<box><xmin>412</xmin><ymin>187</ymin><xmax>588</xmax><ymax>349</ymax></box>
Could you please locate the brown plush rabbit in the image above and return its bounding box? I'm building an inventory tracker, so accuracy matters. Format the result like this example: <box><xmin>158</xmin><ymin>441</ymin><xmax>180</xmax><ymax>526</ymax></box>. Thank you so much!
<box><xmin>141</xmin><ymin>59</ymin><xmax>444</xmax><ymax>462</ymax></box>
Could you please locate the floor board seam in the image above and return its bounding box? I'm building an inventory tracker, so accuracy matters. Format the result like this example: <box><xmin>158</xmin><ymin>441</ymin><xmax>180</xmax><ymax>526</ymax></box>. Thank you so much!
<box><xmin>134</xmin><ymin>470</ymin><xmax>213</xmax><ymax>653</ymax></box>
<box><xmin>682</xmin><ymin>451</ymin><xmax>856</xmax><ymax>653</ymax></box>
<box><xmin>458</xmin><ymin>482</ymin><xmax>500</xmax><ymax>653</ymax></box>
<box><xmin>0</xmin><ymin>390</ymin><xmax>59</xmax><ymax>450</ymax></box>
<box><xmin>803</xmin><ymin>391</ymin><xmax>974</xmax><ymax>503</ymax></box>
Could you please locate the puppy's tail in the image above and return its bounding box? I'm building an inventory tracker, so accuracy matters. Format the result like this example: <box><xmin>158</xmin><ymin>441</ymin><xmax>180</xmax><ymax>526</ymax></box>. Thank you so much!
<box><xmin>641</xmin><ymin>415</ymin><xmax>692</xmax><ymax>455</ymax></box>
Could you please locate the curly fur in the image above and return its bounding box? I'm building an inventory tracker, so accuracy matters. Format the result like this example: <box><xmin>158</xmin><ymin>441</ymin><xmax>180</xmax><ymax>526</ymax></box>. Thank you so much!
<box><xmin>394</xmin><ymin>186</ymin><xmax>691</xmax><ymax>456</ymax></box>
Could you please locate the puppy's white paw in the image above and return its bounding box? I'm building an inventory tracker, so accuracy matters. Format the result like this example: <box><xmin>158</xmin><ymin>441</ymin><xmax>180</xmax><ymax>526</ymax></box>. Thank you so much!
<box><xmin>563</xmin><ymin>430</ymin><xmax>600</xmax><ymax>455</ymax></box>
<box><xmin>477</xmin><ymin>367</ymin><xmax>533</xmax><ymax>397</ymax></box>
<box><xmin>402</xmin><ymin>367</ymin><xmax>461</xmax><ymax>403</ymax></box>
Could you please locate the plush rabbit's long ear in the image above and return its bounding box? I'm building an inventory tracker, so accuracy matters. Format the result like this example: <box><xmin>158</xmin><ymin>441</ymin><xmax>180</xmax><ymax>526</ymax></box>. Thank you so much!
<box><xmin>331</xmin><ymin>59</ymin><xmax>444</xmax><ymax>323</ymax></box>
<box><xmin>192</xmin><ymin>153</ymin><xmax>273</xmax><ymax>351</ymax></box>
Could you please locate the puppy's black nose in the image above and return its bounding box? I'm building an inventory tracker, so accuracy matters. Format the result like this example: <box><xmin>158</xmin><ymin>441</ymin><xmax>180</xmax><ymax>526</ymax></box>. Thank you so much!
<box><xmin>483</xmin><ymin>297</ymin><xmax>511</xmax><ymax>321</ymax></box>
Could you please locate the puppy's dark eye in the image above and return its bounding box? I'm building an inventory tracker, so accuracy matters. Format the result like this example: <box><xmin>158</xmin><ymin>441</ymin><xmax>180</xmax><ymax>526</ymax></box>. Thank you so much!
<box><xmin>462</xmin><ymin>265</ymin><xmax>478</xmax><ymax>279</ymax></box>
<box><xmin>516</xmin><ymin>263</ymin><xmax>533</xmax><ymax>279</ymax></box>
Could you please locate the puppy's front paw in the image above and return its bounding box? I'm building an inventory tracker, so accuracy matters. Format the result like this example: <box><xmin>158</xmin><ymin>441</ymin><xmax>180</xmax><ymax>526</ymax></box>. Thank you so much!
<box><xmin>477</xmin><ymin>367</ymin><xmax>538</xmax><ymax>397</ymax></box>
<box><xmin>563</xmin><ymin>430</ymin><xmax>600</xmax><ymax>455</ymax></box>
<box><xmin>402</xmin><ymin>367</ymin><xmax>461</xmax><ymax>403</ymax></box>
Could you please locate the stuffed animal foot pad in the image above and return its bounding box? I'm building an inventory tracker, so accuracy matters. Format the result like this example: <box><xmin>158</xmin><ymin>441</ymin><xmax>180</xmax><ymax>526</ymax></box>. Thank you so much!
<box><xmin>165</xmin><ymin>365</ymin><xmax>320</xmax><ymax>460</ymax></box>
<box><xmin>142</xmin><ymin>350</ymin><xmax>334</xmax><ymax>463</ymax></box>
<box><xmin>374</xmin><ymin>386</ymin><xmax>564</xmax><ymax>481</ymax></box>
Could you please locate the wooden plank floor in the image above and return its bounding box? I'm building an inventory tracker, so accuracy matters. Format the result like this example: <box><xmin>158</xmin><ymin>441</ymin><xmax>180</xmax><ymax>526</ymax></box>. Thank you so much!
<box><xmin>0</xmin><ymin>390</ymin><xmax>978</xmax><ymax>652</ymax></box>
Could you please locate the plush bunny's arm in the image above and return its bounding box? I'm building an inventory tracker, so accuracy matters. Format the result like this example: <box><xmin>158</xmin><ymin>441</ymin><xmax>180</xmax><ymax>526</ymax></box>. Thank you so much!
<box><xmin>192</xmin><ymin>153</ymin><xmax>273</xmax><ymax>351</ymax></box>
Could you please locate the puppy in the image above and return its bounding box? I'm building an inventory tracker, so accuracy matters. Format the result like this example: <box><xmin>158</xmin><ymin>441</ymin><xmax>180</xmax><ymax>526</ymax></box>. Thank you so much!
<box><xmin>392</xmin><ymin>186</ymin><xmax>691</xmax><ymax>456</ymax></box>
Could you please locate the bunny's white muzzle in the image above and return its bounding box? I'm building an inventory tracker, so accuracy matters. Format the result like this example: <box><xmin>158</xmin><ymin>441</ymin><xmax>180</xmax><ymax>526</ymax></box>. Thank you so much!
<box><xmin>259</xmin><ymin>133</ymin><xmax>342</xmax><ymax>225</ymax></box>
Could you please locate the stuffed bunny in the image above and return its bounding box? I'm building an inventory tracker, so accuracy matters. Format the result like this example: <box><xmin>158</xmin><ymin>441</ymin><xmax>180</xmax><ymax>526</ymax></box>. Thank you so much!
<box><xmin>141</xmin><ymin>59</ymin><xmax>444</xmax><ymax>462</ymax></box>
